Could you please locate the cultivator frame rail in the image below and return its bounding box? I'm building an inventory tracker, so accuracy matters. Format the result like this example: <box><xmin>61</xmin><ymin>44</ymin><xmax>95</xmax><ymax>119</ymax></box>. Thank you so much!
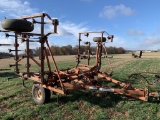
<box><xmin>0</xmin><ymin>13</ymin><xmax>159</xmax><ymax>104</ymax></box>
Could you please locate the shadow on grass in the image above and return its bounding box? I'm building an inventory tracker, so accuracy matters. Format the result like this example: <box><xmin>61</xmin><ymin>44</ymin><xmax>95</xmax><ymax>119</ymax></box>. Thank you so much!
<box><xmin>49</xmin><ymin>78</ymin><xmax>160</xmax><ymax>108</ymax></box>
<box><xmin>52</xmin><ymin>90</ymin><xmax>126</xmax><ymax>108</ymax></box>
<box><xmin>50</xmin><ymin>89</ymin><xmax>160</xmax><ymax>110</ymax></box>
<box><xmin>0</xmin><ymin>72</ymin><xmax>16</xmax><ymax>78</ymax></box>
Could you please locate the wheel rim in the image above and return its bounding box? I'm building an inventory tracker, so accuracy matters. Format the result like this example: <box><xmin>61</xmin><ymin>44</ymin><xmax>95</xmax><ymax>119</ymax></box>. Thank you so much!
<box><xmin>35</xmin><ymin>87</ymin><xmax>42</xmax><ymax>100</ymax></box>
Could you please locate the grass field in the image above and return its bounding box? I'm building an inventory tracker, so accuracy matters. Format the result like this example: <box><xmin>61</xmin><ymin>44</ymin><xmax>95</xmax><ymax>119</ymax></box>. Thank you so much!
<box><xmin>0</xmin><ymin>52</ymin><xmax>160</xmax><ymax>120</ymax></box>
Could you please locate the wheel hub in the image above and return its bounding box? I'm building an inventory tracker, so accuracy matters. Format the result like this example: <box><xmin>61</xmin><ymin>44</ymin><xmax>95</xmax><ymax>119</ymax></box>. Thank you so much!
<box><xmin>35</xmin><ymin>88</ymin><xmax>42</xmax><ymax>99</ymax></box>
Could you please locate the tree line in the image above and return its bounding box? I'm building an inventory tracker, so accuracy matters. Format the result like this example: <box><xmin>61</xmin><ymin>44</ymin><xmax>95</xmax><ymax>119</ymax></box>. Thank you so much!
<box><xmin>0</xmin><ymin>52</ymin><xmax>13</xmax><ymax>59</ymax></box>
<box><xmin>32</xmin><ymin>45</ymin><xmax>126</xmax><ymax>56</ymax></box>
<box><xmin>0</xmin><ymin>45</ymin><xmax>126</xmax><ymax>57</ymax></box>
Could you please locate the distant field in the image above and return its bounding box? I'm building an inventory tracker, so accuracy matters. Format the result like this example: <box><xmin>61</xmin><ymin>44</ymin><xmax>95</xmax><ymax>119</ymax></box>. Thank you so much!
<box><xmin>1</xmin><ymin>52</ymin><xmax>160</xmax><ymax>68</ymax></box>
<box><xmin>0</xmin><ymin>52</ymin><xmax>160</xmax><ymax>119</ymax></box>
<box><xmin>113</xmin><ymin>52</ymin><xmax>160</xmax><ymax>58</ymax></box>
<box><xmin>0</xmin><ymin>55</ymin><xmax>76</xmax><ymax>68</ymax></box>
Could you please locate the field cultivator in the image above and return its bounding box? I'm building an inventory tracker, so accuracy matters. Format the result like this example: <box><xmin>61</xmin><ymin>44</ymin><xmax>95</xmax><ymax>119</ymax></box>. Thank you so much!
<box><xmin>0</xmin><ymin>13</ymin><xmax>160</xmax><ymax>104</ymax></box>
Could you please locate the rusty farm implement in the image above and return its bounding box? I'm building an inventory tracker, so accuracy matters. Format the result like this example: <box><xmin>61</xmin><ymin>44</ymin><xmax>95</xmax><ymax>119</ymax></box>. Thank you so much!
<box><xmin>0</xmin><ymin>13</ymin><xmax>160</xmax><ymax>104</ymax></box>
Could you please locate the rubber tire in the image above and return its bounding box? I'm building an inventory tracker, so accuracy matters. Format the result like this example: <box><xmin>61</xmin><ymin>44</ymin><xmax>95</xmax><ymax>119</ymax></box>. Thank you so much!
<box><xmin>32</xmin><ymin>84</ymin><xmax>51</xmax><ymax>105</ymax></box>
<box><xmin>93</xmin><ymin>37</ymin><xmax>106</xmax><ymax>42</ymax></box>
<box><xmin>1</xmin><ymin>19</ymin><xmax>34</xmax><ymax>32</ymax></box>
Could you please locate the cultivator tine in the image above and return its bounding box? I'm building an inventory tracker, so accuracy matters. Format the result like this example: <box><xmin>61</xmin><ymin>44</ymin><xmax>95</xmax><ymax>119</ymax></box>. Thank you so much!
<box><xmin>9</xmin><ymin>64</ymin><xmax>21</xmax><ymax>67</ymax></box>
<box><xmin>8</xmin><ymin>49</ymin><xmax>24</xmax><ymax>53</ymax></box>
<box><xmin>5</xmin><ymin>33</ymin><xmax>16</xmax><ymax>38</ymax></box>
<box><xmin>0</xmin><ymin>69</ymin><xmax>11</xmax><ymax>71</ymax></box>
<box><xmin>7</xmin><ymin>77</ymin><xmax>17</xmax><ymax>81</ymax></box>
<box><xmin>21</xmin><ymin>76</ymin><xmax>28</xmax><ymax>88</ymax></box>
<box><xmin>0</xmin><ymin>44</ymin><xmax>14</xmax><ymax>46</ymax></box>
<box><xmin>22</xmin><ymin>80</ymin><xmax>26</xmax><ymax>87</ymax></box>
<box><xmin>20</xmin><ymin>38</ymin><xmax>40</xmax><ymax>43</ymax></box>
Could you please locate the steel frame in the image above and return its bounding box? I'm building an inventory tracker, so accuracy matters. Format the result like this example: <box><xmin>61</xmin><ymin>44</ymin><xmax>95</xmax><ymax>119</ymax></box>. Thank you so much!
<box><xmin>0</xmin><ymin>13</ymin><xmax>159</xmax><ymax>103</ymax></box>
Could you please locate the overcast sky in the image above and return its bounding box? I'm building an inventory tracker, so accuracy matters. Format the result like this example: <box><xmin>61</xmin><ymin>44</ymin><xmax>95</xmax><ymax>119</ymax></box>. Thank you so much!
<box><xmin>0</xmin><ymin>0</ymin><xmax>160</xmax><ymax>52</ymax></box>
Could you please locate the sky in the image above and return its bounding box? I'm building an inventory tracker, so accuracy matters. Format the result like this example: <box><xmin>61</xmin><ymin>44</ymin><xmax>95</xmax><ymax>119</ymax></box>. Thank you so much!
<box><xmin>0</xmin><ymin>0</ymin><xmax>160</xmax><ymax>53</ymax></box>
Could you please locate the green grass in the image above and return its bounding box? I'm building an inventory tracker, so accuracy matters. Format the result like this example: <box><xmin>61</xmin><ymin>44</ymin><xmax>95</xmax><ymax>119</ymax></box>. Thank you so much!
<box><xmin>0</xmin><ymin>57</ymin><xmax>160</xmax><ymax>119</ymax></box>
